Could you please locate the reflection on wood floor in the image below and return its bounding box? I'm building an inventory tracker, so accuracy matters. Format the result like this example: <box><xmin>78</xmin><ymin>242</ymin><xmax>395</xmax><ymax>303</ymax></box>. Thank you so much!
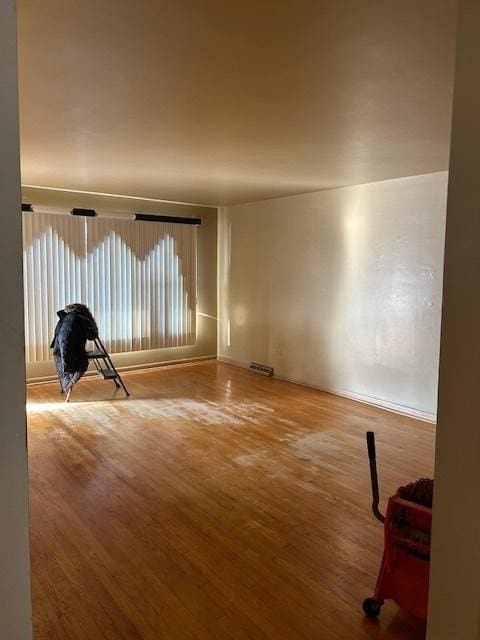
<box><xmin>27</xmin><ymin>361</ymin><xmax>434</xmax><ymax>640</ymax></box>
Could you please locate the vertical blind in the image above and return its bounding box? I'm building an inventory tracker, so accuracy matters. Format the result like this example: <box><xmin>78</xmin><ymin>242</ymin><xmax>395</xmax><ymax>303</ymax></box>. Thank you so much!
<box><xmin>22</xmin><ymin>212</ymin><xmax>197</xmax><ymax>363</ymax></box>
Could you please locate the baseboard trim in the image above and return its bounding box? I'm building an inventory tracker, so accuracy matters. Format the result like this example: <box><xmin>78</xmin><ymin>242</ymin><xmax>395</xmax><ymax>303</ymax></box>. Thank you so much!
<box><xmin>217</xmin><ymin>356</ymin><xmax>250</xmax><ymax>370</ymax></box>
<box><xmin>217</xmin><ymin>355</ymin><xmax>437</xmax><ymax>424</ymax></box>
<box><xmin>27</xmin><ymin>354</ymin><xmax>217</xmax><ymax>386</ymax></box>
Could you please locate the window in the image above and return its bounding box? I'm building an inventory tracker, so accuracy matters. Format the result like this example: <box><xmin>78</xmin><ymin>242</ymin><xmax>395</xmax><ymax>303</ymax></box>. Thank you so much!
<box><xmin>22</xmin><ymin>212</ymin><xmax>197</xmax><ymax>363</ymax></box>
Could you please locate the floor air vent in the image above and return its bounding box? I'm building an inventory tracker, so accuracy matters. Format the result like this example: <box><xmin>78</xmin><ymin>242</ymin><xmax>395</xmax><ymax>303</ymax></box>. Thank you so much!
<box><xmin>249</xmin><ymin>362</ymin><xmax>274</xmax><ymax>377</ymax></box>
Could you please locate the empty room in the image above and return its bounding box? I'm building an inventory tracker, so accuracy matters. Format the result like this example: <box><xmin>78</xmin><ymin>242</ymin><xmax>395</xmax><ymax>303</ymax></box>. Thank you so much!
<box><xmin>2</xmin><ymin>1</ymin><xmax>480</xmax><ymax>640</ymax></box>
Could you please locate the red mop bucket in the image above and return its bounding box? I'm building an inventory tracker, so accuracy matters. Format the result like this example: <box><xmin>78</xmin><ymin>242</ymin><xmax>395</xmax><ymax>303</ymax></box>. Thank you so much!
<box><xmin>363</xmin><ymin>432</ymin><xmax>431</xmax><ymax>621</ymax></box>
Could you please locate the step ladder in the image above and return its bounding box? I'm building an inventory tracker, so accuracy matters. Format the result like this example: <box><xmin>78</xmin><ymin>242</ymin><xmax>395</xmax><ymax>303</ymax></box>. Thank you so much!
<box><xmin>64</xmin><ymin>337</ymin><xmax>130</xmax><ymax>402</ymax></box>
<box><xmin>87</xmin><ymin>337</ymin><xmax>130</xmax><ymax>396</ymax></box>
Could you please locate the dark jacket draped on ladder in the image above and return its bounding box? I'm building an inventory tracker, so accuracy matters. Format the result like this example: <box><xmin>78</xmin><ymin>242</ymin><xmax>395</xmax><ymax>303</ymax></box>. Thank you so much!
<box><xmin>50</xmin><ymin>303</ymin><xmax>98</xmax><ymax>391</ymax></box>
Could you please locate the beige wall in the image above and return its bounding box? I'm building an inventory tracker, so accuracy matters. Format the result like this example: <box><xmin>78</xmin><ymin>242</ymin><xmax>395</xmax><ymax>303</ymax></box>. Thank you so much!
<box><xmin>21</xmin><ymin>187</ymin><xmax>218</xmax><ymax>380</ymax></box>
<box><xmin>218</xmin><ymin>172</ymin><xmax>448</xmax><ymax>419</ymax></box>
<box><xmin>428</xmin><ymin>1</ymin><xmax>480</xmax><ymax>637</ymax></box>
<box><xmin>0</xmin><ymin>0</ymin><xmax>32</xmax><ymax>637</ymax></box>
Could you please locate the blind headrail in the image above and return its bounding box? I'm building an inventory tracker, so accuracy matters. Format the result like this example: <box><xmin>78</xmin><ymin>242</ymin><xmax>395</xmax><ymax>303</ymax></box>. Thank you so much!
<box><xmin>21</xmin><ymin>205</ymin><xmax>201</xmax><ymax>225</ymax></box>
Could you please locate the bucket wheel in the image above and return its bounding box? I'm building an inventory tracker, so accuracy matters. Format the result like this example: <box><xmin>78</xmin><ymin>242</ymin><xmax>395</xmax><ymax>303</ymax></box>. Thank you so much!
<box><xmin>362</xmin><ymin>597</ymin><xmax>384</xmax><ymax>618</ymax></box>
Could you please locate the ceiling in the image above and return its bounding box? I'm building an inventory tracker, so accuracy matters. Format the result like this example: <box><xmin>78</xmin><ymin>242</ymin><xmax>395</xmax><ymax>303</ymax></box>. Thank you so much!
<box><xmin>17</xmin><ymin>1</ymin><xmax>457</xmax><ymax>207</ymax></box>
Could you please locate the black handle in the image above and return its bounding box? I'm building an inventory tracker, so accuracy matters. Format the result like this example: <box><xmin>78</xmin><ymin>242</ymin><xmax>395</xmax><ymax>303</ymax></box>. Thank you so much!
<box><xmin>366</xmin><ymin>431</ymin><xmax>385</xmax><ymax>524</ymax></box>
<box><xmin>367</xmin><ymin>431</ymin><xmax>376</xmax><ymax>461</ymax></box>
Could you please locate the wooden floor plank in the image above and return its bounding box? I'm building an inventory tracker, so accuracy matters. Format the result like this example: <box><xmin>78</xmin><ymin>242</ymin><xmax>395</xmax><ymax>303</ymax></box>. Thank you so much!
<box><xmin>27</xmin><ymin>361</ymin><xmax>434</xmax><ymax>639</ymax></box>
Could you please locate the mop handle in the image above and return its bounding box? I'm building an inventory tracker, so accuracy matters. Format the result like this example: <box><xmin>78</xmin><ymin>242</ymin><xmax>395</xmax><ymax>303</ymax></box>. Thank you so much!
<box><xmin>366</xmin><ymin>432</ymin><xmax>385</xmax><ymax>523</ymax></box>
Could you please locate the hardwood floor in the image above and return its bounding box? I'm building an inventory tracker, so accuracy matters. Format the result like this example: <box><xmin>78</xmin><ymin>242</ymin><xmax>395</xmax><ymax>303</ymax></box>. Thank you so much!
<box><xmin>27</xmin><ymin>361</ymin><xmax>435</xmax><ymax>640</ymax></box>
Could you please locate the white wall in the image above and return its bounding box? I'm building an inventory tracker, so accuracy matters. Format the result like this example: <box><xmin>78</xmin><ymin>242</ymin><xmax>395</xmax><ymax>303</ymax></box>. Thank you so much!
<box><xmin>428</xmin><ymin>1</ymin><xmax>480</xmax><ymax>637</ymax></box>
<box><xmin>218</xmin><ymin>172</ymin><xmax>448</xmax><ymax>419</ymax></box>
<box><xmin>0</xmin><ymin>0</ymin><xmax>32</xmax><ymax>638</ymax></box>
